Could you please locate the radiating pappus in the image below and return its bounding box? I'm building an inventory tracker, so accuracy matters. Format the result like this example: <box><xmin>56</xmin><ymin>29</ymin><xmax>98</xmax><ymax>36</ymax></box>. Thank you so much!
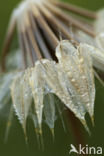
<box><xmin>0</xmin><ymin>40</ymin><xmax>95</xmax><ymax>144</ymax></box>
<box><xmin>1</xmin><ymin>0</ymin><xmax>104</xmax><ymax>79</ymax></box>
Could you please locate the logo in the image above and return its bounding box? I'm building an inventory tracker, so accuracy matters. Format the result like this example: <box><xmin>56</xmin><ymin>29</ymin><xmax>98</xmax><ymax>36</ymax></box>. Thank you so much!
<box><xmin>69</xmin><ymin>144</ymin><xmax>103</xmax><ymax>155</ymax></box>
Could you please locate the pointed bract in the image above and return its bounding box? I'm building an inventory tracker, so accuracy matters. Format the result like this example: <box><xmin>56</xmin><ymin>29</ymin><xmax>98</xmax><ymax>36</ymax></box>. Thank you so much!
<box><xmin>29</xmin><ymin>63</ymin><xmax>45</xmax><ymax>132</ymax></box>
<box><xmin>56</xmin><ymin>40</ymin><xmax>95</xmax><ymax>125</ymax></box>
<box><xmin>11</xmin><ymin>71</ymin><xmax>32</xmax><ymax>132</ymax></box>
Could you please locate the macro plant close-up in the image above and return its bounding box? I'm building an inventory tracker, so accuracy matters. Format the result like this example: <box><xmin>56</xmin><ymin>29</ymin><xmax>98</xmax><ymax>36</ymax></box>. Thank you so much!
<box><xmin>0</xmin><ymin>0</ymin><xmax>104</xmax><ymax>156</ymax></box>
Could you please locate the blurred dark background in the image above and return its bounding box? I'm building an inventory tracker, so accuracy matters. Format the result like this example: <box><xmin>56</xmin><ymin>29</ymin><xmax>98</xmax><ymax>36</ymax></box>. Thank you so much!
<box><xmin>0</xmin><ymin>0</ymin><xmax>104</xmax><ymax>156</ymax></box>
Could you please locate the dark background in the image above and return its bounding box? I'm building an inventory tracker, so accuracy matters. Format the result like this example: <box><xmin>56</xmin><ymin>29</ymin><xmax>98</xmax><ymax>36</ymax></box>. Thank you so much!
<box><xmin>0</xmin><ymin>0</ymin><xmax>104</xmax><ymax>156</ymax></box>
